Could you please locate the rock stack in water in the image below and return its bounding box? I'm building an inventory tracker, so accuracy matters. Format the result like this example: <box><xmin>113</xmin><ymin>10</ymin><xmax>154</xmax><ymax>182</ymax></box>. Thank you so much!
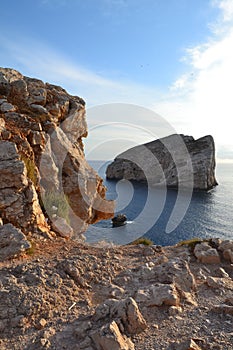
<box><xmin>106</xmin><ymin>134</ymin><xmax>217</xmax><ymax>190</ymax></box>
<box><xmin>0</xmin><ymin>67</ymin><xmax>113</xmax><ymax>249</ymax></box>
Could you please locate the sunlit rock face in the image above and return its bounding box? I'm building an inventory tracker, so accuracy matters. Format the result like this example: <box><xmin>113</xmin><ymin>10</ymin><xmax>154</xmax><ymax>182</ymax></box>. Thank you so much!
<box><xmin>0</xmin><ymin>67</ymin><xmax>114</xmax><ymax>238</ymax></box>
<box><xmin>106</xmin><ymin>134</ymin><xmax>217</xmax><ymax>191</ymax></box>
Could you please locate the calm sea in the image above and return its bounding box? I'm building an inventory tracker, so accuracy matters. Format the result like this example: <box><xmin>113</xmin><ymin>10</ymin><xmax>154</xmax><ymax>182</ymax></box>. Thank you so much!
<box><xmin>85</xmin><ymin>161</ymin><xmax>233</xmax><ymax>246</ymax></box>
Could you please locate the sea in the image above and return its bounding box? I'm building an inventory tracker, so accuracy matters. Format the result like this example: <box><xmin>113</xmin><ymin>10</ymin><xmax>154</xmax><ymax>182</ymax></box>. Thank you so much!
<box><xmin>84</xmin><ymin>161</ymin><xmax>233</xmax><ymax>246</ymax></box>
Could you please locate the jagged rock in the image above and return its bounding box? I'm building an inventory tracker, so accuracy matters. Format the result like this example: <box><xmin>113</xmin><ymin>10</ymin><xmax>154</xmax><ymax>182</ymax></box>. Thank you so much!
<box><xmin>218</xmin><ymin>240</ymin><xmax>233</xmax><ymax>263</ymax></box>
<box><xmin>153</xmin><ymin>258</ymin><xmax>196</xmax><ymax>293</ymax></box>
<box><xmin>91</xmin><ymin>321</ymin><xmax>135</xmax><ymax>350</ymax></box>
<box><xmin>0</xmin><ymin>141</ymin><xmax>48</xmax><ymax>234</ymax></box>
<box><xmin>168</xmin><ymin>305</ymin><xmax>183</xmax><ymax>316</ymax></box>
<box><xmin>94</xmin><ymin>297</ymin><xmax>147</xmax><ymax>335</ymax></box>
<box><xmin>106</xmin><ymin>134</ymin><xmax>217</xmax><ymax>190</ymax></box>
<box><xmin>135</xmin><ymin>283</ymin><xmax>180</xmax><ymax>306</ymax></box>
<box><xmin>107</xmin><ymin>284</ymin><xmax>126</xmax><ymax>299</ymax></box>
<box><xmin>223</xmin><ymin>249</ymin><xmax>233</xmax><ymax>263</ymax></box>
<box><xmin>0</xmin><ymin>223</ymin><xmax>31</xmax><ymax>261</ymax></box>
<box><xmin>206</xmin><ymin>276</ymin><xmax>233</xmax><ymax>290</ymax></box>
<box><xmin>0</xmin><ymin>67</ymin><xmax>114</xmax><ymax>241</ymax></box>
<box><xmin>194</xmin><ymin>243</ymin><xmax>221</xmax><ymax>264</ymax></box>
<box><xmin>51</xmin><ymin>216</ymin><xmax>73</xmax><ymax>238</ymax></box>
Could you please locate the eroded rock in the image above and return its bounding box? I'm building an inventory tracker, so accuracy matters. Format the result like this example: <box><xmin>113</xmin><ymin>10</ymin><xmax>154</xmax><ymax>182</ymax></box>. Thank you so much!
<box><xmin>194</xmin><ymin>243</ymin><xmax>221</xmax><ymax>264</ymax></box>
<box><xmin>106</xmin><ymin>134</ymin><xmax>217</xmax><ymax>190</ymax></box>
<box><xmin>91</xmin><ymin>321</ymin><xmax>135</xmax><ymax>350</ymax></box>
<box><xmin>94</xmin><ymin>297</ymin><xmax>147</xmax><ymax>335</ymax></box>
<box><xmin>219</xmin><ymin>240</ymin><xmax>233</xmax><ymax>263</ymax></box>
<box><xmin>135</xmin><ymin>283</ymin><xmax>180</xmax><ymax>307</ymax></box>
<box><xmin>0</xmin><ymin>67</ymin><xmax>114</xmax><ymax>244</ymax></box>
<box><xmin>0</xmin><ymin>224</ymin><xmax>31</xmax><ymax>261</ymax></box>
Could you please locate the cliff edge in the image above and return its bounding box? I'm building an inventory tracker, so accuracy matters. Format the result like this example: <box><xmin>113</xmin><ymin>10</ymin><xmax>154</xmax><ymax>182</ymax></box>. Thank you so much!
<box><xmin>0</xmin><ymin>237</ymin><xmax>232</xmax><ymax>349</ymax></box>
<box><xmin>106</xmin><ymin>134</ymin><xmax>218</xmax><ymax>190</ymax></box>
<box><xmin>0</xmin><ymin>67</ymin><xmax>113</xmax><ymax>242</ymax></box>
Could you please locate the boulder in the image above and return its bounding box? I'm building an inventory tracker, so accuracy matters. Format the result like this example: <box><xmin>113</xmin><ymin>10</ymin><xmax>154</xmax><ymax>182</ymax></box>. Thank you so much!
<box><xmin>51</xmin><ymin>216</ymin><xmax>73</xmax><ymax>238</ymax></box>
<box><xmin>194</xmin><ymin>243</ymin><xmax>221</xmax><ymax>264</ymax></box>
<box><xmin>223</xmin><ymin>249</ymin><xmax>233</xmax><ymax>263</ymax></box>
<box><xmin>94</xmin><ymin>297</ymin><xmax>147</xmax><ymax>335</ymax></box>
<box><xmin>0</xmin><ymin>224</ymin><xmax>31</xmax><ymax>261</ymax></box>
<box><xmin>91</xmin><ymin>321</ymin><xmax>135</xmax><ymax>350</ymax></box>
<box><xmin>106</xmin><ymin>134</ymin><xmax>217</xmax><ymax>190</ymax></box>
<box><xmin>135</xmin><ymin>283</ymin><xmax>180</xmax><ymax>306</ymax></box>
<box><xmin>218</xmin><ymin>240</ymin><xmax>233</xmax><ymax>263</ymax></box>
<box><xmin>153</xmin><ymin>258</ymin><xmax>196</xmax><ymax>293</ymax></box>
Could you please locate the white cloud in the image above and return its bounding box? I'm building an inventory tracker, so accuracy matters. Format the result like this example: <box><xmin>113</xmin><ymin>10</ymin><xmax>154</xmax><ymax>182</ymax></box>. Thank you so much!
<box><xmin>152</xmin><ymin>0</ymin><xmax>233</xmax><ymax>161</ymax></box>
<box><xmin>0</xmin><ymin>36</ymin><xmax>161</xmax><ymax>108</ymax></box>
<box><xmin>214</xmin><ymin>0</ymin><xmax>233</xmax><ymax>22</ymax></box>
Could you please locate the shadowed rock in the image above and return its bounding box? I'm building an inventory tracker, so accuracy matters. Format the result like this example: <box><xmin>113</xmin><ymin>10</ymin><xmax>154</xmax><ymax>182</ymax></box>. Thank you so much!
<box><xmin>106</xmin><ymin>134</ymin><xmax>217</xmax><ymax>190</ymax></box>
<box><xmin>0</xmin><ymin>224</ymin><xmax>31</xmax><ymax>261</ymax></box>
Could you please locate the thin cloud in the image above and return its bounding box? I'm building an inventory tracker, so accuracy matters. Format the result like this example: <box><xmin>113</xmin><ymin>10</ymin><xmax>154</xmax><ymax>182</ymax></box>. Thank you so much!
<box><xmin>0</xmin><ymin>35</ymin><xmax>161</xmax><ymax>107</ymax></box>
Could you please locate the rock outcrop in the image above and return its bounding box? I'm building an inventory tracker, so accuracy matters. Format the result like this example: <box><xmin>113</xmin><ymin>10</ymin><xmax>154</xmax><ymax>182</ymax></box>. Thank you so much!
<box><xmin>0</xmin><ymin>223</ymin><xmax>31</xmax><ymax>261</ymax></box>
<box><xmin>0</xmin><ymin>237</ymin><xmax>232</xmax><ymax>349</ymax></box>
<box><xmin>0</xmin><ymin>67</ymin><xmax>113</xmax><ymax>240</ymax></box>
<box><xmin>106</xmin><ymin>134</ymin><xmax>217</xmax><ymax>190</ymax></box>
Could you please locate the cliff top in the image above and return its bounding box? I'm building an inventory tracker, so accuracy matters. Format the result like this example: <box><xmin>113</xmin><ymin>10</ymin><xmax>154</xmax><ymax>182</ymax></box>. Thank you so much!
<box><xmin>0</xmin><ymin>235</ymin><xmax>232</xmax><ymax>350</ymax></box>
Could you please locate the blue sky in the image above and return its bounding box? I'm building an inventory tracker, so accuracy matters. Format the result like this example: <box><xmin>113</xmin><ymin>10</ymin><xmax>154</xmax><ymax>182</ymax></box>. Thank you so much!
<box><xmin>1</xmin><ymin>0</ymin><xmax>233</xmax><ymax>161</ymax></box>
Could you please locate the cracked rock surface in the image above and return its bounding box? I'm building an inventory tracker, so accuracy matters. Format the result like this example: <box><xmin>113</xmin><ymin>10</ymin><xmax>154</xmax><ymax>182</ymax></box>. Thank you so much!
<box><xmin>0</xmin><ymin>238</ymin><xmax>232</xmax><ymax>349</ymax></box>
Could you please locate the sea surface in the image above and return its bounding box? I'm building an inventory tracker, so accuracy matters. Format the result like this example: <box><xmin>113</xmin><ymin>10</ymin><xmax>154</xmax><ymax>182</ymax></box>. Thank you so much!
<box><xmin>85</xmin><ymin>161</ymin><xmax>233</xmax><ymax>246</ymax></box>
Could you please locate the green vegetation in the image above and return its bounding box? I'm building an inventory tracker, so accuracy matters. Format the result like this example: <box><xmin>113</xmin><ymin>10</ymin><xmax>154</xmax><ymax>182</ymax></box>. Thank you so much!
<box><xmin>176</xmin><ymin>237</ymin><xmax>208</xmax><ymax>251</ymax></box>
<box><xmin>131</xmin><ymin>237</ymin><xmax>154</xmax><ymax>246</ymax></box>
<box><xmin>21</xmin><ymin>155</ymin><xmax>38</xmax><ymax>186</ymax></box>
<box><xmin>41</xmin><ymin>191</ymin><xmax>70</xmax><ymax>224</ymax></box>
<box><xmin>26</xmin><ymin>241</ymin><xmax>36</xmax><ymax>256</ymax></box>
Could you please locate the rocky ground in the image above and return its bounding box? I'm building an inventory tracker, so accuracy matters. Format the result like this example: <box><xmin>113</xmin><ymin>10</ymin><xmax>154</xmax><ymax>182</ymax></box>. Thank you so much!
<box><xmin>0</xmin><ymin>236</ymin><xmax>232</xmax><ymax>350</ymax></box>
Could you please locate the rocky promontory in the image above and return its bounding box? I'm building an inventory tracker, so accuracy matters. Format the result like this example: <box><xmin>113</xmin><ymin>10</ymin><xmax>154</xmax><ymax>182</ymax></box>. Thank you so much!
<box><xmin>0</xmin><ymin>67</ymin><xmax>113</xmax><ymax>246</ymax></box>
<box><xmin>106</xmin><ymin>134</ymin><xmax>218</xmax><ymax>190</ymax></box>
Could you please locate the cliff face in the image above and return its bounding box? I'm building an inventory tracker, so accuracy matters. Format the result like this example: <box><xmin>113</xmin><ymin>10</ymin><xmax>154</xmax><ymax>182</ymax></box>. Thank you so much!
<box><xmin>0</xmin><ymin>67</ymin><xmax>113</xmax><ymax>238</ymax></box>
<box><xmin>106</xmin><ymin>134</ymin><xmax>217</xmax><ymax>190</ymax></box>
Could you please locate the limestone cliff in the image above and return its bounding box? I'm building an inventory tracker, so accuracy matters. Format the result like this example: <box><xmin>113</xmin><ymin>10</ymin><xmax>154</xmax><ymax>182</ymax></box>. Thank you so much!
<box><xmin>0</xmin><ymin>67</ymin><xmax>113</xmax><ymax>238</ymax></box>
<box><xmin>106</xmin><ymin>134</ymin><xmax>217</xmax><ymax>190</ymax></box>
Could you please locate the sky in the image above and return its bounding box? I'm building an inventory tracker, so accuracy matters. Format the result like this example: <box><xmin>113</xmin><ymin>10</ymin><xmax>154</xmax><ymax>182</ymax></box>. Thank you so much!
<box><xmin>1</xmin><ymin>0</ymin><xmax>233</xmax><ymax>161</ymax></box>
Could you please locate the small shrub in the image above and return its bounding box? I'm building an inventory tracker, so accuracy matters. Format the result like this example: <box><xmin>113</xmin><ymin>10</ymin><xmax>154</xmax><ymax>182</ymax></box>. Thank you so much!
<box><xmin>176</xmin><ymin>237</ymin><xmax>208</xmax><ymax>252</ymax></box>
<box><xmin>41</xmin><ymin>191</ymin><xmax>70</xmax><ymax>224</ymax></box>
<box><xmin>131</xmin><ymin>237</ymin><xmax>153</xmax><ymax>246</ymax></box>
<box><xmin>26</xmin><ymin>241</ymin><xmax>36</xmax><ymax>256</ymax></box>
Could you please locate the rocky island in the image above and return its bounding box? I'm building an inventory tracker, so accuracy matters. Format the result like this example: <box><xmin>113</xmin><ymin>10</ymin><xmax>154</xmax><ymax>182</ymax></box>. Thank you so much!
<box><xmin>106</xmin><ymin>134</ymin><xmax>218</xmax><ymax>191</ymax></box>
<box><xmin>0</xmin><ymin>68</ymin><xmax>232</xmax><ymax>350</ymax></box>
